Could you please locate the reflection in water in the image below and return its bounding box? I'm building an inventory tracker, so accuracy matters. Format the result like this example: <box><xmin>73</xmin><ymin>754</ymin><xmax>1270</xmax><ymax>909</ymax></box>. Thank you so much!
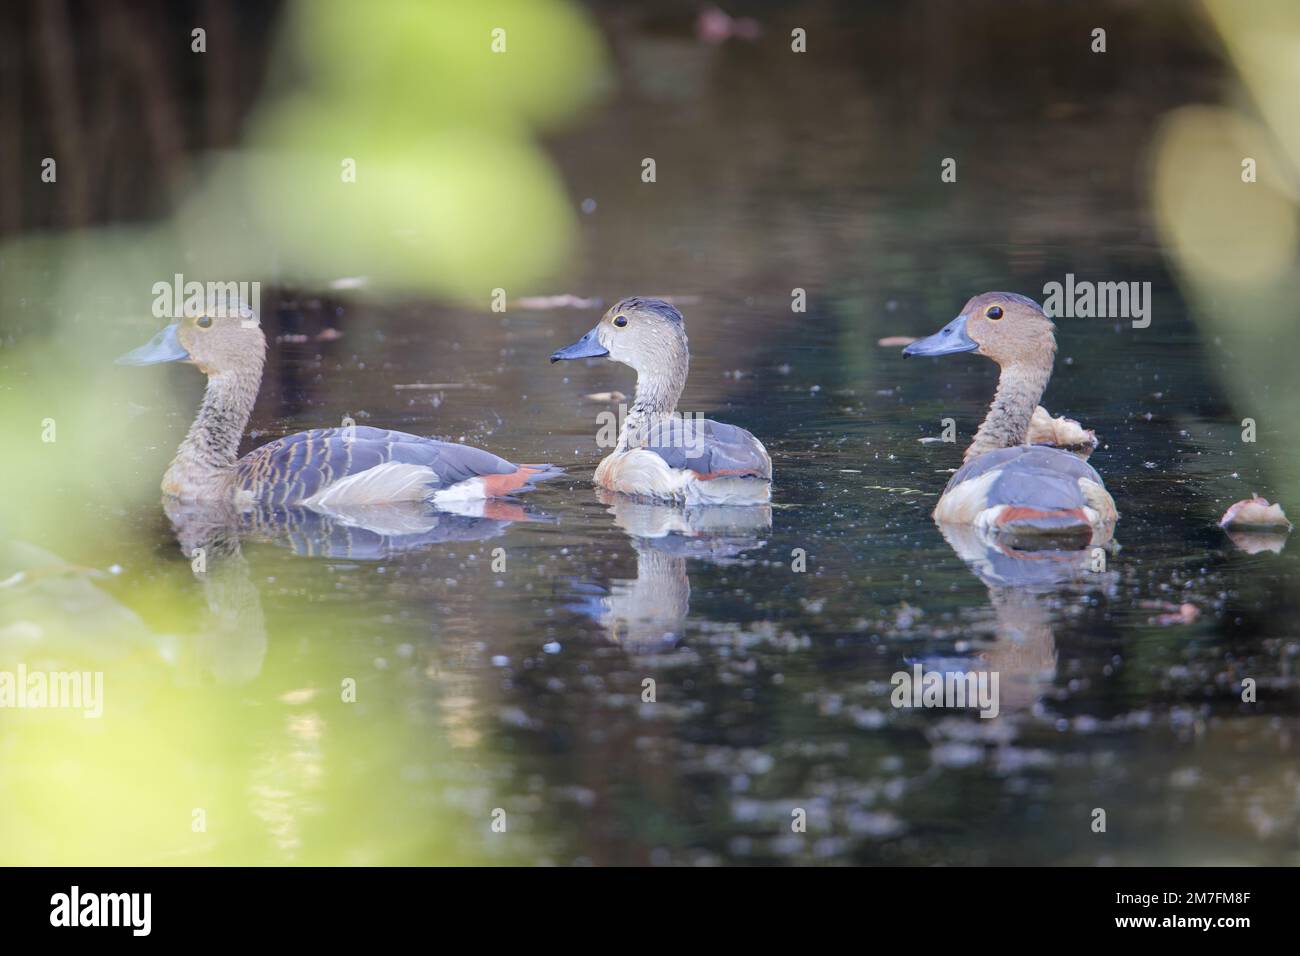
<box><xmin>4</xmin><ymin>2</ymin><xmax>1298</xmax><ymax>866</ymax></box>
<box><xmin>1223</xmin><ymin>530</ymin><xmax>1290</xmax><ymax>556</ymax></box>
<box><xmin>163</xmin><ymin>498</ymin><xmax>541</xmax><ymax>683</ymax></box>
<box><xmin>142</xmin><ymin>498</ymin><xmax>515</xmax><ymax>863</ymax></box>
<box><xmin>572</xmin><ymin>491</ymin><xmax>771</xmax><ymax>652</ymax></box>
<box><xmin>938</xmin><ymin>522</ymin><xmax>1116</xmax><ymax>715</ymax></box>
<box><xmin>171</xmin><ymin>506</ymin><xmax>268</xmax><ymax>686</ymax></box>
<box><xmin>166</xmin><ymin>498</ymin><xmax>532</xmax><ymax>562</ymax></box>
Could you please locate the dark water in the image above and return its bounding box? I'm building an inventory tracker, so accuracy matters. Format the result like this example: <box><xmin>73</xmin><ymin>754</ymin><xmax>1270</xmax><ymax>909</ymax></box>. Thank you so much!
<box><xmin>4</xmin><ymin>4</ymin><xmax>1299</xmax><ymax>865</ymax></box>
<box><xmin>76</xmin><ymin>278</ymin><xmax>1294</xmax><ymax>866</ymax></box>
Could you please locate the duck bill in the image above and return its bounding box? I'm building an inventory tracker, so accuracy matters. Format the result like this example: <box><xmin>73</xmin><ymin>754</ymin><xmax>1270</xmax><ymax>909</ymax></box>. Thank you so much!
<box><xmin>116</xmin><ymin>323</ymin><xmax>190</xmax><ymax>365</ymax></box>
<box><xmin>902</xmin><ymin>314</ymin><xmax>978</xmax><ymax>358</ymax></box>
<box><xmin>550</xmin><ymin>326</ymin><xmax>609</xmax><ymax>363</ymax></box>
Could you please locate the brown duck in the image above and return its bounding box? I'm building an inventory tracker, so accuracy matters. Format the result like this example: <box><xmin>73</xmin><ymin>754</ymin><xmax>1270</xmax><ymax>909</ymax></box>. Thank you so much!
<box><xmin>904</xmin><ymin>291</ymin><xmax>1117</xmax><ymax>544</ymax></box>
<box><xmin>550</xmin><ymin>297</ymin><xmax>772</xmax><ymax>504</ymax></box>
<box><xmin>119</xmin><ymin>307</ymin><xmax>558</xmax><ymax>510</ymax></box>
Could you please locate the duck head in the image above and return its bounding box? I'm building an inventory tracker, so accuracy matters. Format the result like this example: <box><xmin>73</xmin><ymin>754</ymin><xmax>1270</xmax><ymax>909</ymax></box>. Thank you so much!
<box><xmin>118</xmin><ymin>304</ymin><xmax>266</xmax><ymax>376</ymax></box>
<box><xmin>903</xmin><ymin>292</ymin><xmax>1055</xmax><ymax>367</ymax></box>
<box><xmin>551</xmin><ymin>297</ymin><xmax>689</xmax><ymax>378</ymax></box>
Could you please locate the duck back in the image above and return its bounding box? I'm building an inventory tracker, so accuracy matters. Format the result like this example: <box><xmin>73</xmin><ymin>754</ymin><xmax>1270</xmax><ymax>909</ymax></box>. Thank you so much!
<box><xmin>639</xmin><ymin>417</ymin><xmax>772</xmax><ymax>481</ymax></box>
<box><xmin>234</xmin><ymin>426</ymin><xmax>522</xmax><ymax>507</ymax></box>
<box><xmin>936</xmin><ymin>445</ymin><xmax>1115</xmax><ymax>543</ymax></box>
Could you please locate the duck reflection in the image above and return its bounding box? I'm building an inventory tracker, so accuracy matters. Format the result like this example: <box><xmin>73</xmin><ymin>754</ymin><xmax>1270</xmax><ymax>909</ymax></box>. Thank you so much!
<box><xmin>167</xmin><ymin>497</ymin><xmax>532</xmax><ymax>562</ymax></box>
<box><xmin>937</xmin><ymin>521</ymin><xmax>1115</xmax><ymax>714</ymax></box>
<box><xmin>572</xmin><ymin>491</ymin><xmax>771</xmax><ymax>652</ymax></box>
<box><xmin>163</xmin><ymin>500</ymin><xmax>267</xmax><ymax>685</ymax></box>
<box><xmin>163</xmin><ymin>498</ymin><xmax>539</xmax><ymax>683</ymax></box>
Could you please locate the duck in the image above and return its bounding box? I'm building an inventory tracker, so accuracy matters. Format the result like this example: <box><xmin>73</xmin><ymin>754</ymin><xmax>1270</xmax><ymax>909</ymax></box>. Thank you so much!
<box><xmin>549</xmin><ymin>297</ymin><xmax>772</xmax><ymax>504</ymax></box>
<box><xmin>902</xmin><ymin>291</ymin><xmax>1117</xmax><ymax>544</ymax></box>
<box><xmin>118</xmin><ymin>303</ymin><xmax>559</xmax><ymax>510</ymax></box>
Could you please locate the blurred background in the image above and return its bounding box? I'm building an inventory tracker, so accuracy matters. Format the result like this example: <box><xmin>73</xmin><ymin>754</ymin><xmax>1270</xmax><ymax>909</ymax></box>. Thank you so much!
<box><xmin>1</xmin><ymin>0</ymin><xmax>1297</xmax><ymax>865</ymax></box>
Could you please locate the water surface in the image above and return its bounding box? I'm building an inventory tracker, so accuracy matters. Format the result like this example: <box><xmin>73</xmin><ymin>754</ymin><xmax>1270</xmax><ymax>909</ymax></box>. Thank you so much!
<box><xmin>3</xmin><ymin>4</ymin><xmax>1298</xmax><ymax>866</ymax></box>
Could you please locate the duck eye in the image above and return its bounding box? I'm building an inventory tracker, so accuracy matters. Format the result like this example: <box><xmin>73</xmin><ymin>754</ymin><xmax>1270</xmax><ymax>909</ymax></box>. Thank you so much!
<box><xmin>196</xmin><ymin>316</ymin><xmax>213</xmax><ymax>329</ymax></box>
<box><xmin>985</xmin><ymin>306</ymin><xmax>1003</xmax><ymax>320</ymax></box>
<box><xmin>613</xmin><ymin>315</ymin><xmax>628</xmax><ymax>328</ymax></box>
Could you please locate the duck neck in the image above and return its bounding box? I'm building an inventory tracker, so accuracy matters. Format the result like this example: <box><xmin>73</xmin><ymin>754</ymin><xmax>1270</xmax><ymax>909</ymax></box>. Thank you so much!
<box><xmin>965</xmin><ymin>361</ymin><xmax>1052</xmax><ymax>462</ymax></box>
<box><xmin>163</xmin><ymin>361</ymin><xmax>263</xmax><ymax>498</ymax></box>
<box><xmin>618</xmin><ymin>362</ymin><xmax>687</xmax><ymax>452</ymax></box>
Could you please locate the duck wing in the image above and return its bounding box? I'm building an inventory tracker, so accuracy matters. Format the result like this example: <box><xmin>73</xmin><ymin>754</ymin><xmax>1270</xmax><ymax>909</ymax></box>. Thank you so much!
<box><xmin>240</xmin><ymin>504</ymin><xmax>515</xmax><ymax>559</ymax></box>
<box><xmin>234</xmin><ymin>426</ymin><xmax>547</xmax><ymax>506</ymax></box>
<box><xmin>640</xmin><ymin>418</ymin><xmax>772</xmax><ymax>481</ymax></box>
<box><xmin>946</xmin><ymin>445</ymin><xmax>1099</xmax><ymax>499</ymax></box>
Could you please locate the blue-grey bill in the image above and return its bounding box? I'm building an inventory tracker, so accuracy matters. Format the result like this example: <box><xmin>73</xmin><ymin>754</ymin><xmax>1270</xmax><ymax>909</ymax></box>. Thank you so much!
<box><xmin>550</xmin><ymin>326</ymin><xmax>609</xmax><ymax>363</ymax></box>
<box><xmin>116</xmin><ymin>323</ymin><xmax>190</xmax><ymax>365</ymax></box>
<box><xmin>902</xmin><ymin>314</ymin><xmax>978</xmax><ymax>357</ymax></box>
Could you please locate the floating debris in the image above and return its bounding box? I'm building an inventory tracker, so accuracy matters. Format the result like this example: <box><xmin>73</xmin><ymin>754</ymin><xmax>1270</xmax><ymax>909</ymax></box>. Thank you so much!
<box><xmin>1218</xmin><ymin>495</ymin><xmax>1292</xmax><ymax>532</ymax></box>
<box><xmin>1026</xmin><ymin>406</ymin><xmax>1098</xmax><ymax>459</ymax></box>
<box><xmin>1144</xmin><ymin>601</ymin><xmax>1201</xmax><ymax>627</ymax></box>
<box><xmin>328</xmin><ymin>276</ymin><xmax>369</xmax><ymax>290</ymax></box>
<box><xmin>878</xmin><ymin>335</ymin><xmax>917</xmax><ymax>347</ymax></box>
<box><xmin>279</xmin><ymin>688</ymin><xmax>317</xmax><ymax>705</ymax></box>
<box><xmin>583</xmin><ymin>391</ymin><xmax>626</xmax><ymax>402</ymax></box>
<box><xmin>278</xmin><ymin>328</ymin><xmax>343</xmax><ymax>344</ymax></box>
<box><xmin>393</xmin><ymin>382</ymin><xmax>494</xmax><ymax>391</ymax></box>
<box><xmin>515</xmin><ymin>294</ymin><xmax>602</xmax><ymax>310</ymax></box>
<box><xmin>696</xmin><ymin>5</ymin><xmax>762</xmax><ymax>44</ymax></box>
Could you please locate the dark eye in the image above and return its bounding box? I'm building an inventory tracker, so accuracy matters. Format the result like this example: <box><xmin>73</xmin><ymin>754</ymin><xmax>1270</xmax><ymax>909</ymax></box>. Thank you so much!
<box><xmin>985</xmin><ymin>306</ymin><xmax>1003</xmax><ymax>320</ymax></box>
<box><xmin>613</xmin><ymin>315</ymin><xmax>628</xmax><ymax>328</ymax></box>
<box><xmin>196</xmin><ymin>316</ymin><xmax>213</xmax><ymax>328</ymax></box>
